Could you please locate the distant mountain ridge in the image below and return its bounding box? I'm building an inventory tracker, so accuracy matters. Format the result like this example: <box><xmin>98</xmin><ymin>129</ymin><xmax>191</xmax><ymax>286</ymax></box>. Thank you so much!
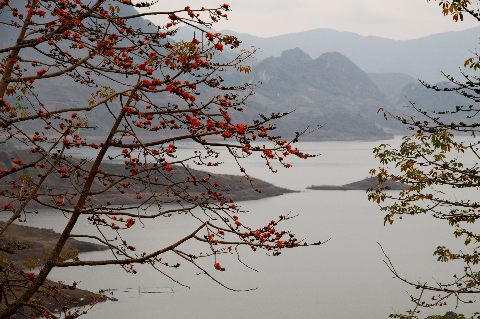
<box><xmin>173</xmin><ymin>24</ymin><xmax>480</xmax><ymax>138</ymax></box>
<box><xmin>177</xmin><ymin>26</ymin><xmax>480</xmax><ymax>83</ymax></box>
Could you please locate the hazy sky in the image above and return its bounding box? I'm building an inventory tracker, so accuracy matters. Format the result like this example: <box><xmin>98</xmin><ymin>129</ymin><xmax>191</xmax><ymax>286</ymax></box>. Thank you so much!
<box><xmin>134</xmin><ymin>0</ymin><xmax>479</xmax><ymax>40</ymax></box>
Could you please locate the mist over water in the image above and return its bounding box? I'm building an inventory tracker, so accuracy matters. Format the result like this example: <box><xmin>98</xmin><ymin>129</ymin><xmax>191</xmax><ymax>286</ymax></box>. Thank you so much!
<box><xmin>14</xmin><ymin>137</ymin><xmax>480</xmax><ymax>318</ymax></box>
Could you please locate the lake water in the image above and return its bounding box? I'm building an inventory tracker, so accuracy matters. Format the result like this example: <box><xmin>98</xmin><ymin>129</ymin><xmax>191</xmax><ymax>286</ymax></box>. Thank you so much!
<box><xmin>7</xmin><ymin>137</ymin><xmax>480</xmax><ymax>318</ymax></box>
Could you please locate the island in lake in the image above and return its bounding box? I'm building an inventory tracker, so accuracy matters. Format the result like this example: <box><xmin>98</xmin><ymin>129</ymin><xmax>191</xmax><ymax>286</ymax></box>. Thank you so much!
<box><xmin>307</xmin><ymin>176</ymin><xmax>409</xmax><ymax>191</ymax></box>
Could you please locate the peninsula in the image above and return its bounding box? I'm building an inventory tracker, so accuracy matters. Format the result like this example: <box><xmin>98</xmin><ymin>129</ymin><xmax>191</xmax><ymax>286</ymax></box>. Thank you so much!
<box><xmin>0</xmin><ymin>149</ymin><xmax>294</xmax><ymax>207</ymax></box>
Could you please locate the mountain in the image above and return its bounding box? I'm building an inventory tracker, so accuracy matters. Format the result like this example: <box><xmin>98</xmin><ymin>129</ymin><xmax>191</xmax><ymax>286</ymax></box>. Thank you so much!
<box><xmin>367</xmin><ymin>71</ymin><xmax>472</xmax><ymax>111</ymax></box>
<box><xmin>238</xmin><ymin>48</ymin><xmax>392</xmax><ymax>140</ymax></box>
<box><xmin>366</xmin><ymin>72</ymin><xmax>476</xmax><ymax>129</ymax></box>
<box><xmin>174</xmin><ymin>24</ymin><xmax>480</xmax><ymax>134</ymax></box>
<box><xmin>254</xmin><ymin>49</ymin><xmax>387</xmax><ymax>105</ymax></box>
<box><xmin>367</xmin><ymin>72</ymin><xmax>418</xmax><ymax>105</ymax></box>
<box><xmin>397</xmin><ymin>81</ymin><xmax>473</xmax><ymax>110</ymax></box>
<box><xmin>207</xmin><ymin>26</ymin><xmax>480</xmax><ymax>83</ymax></box>
<box><xmin>390</xmin><ymin>80</ymin><xmax>478</xmax><ymax>127</ymax></box>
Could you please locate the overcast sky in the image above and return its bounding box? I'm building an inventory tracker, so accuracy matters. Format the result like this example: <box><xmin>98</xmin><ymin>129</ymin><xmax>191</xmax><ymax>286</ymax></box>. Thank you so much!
<box><xmin>134</xmin><ymin>0</ymin><xmax>479</xmax><ymax>40</ymax></box>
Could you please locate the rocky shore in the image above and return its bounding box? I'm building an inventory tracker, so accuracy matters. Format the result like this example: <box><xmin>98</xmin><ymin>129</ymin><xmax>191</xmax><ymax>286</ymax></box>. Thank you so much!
<box><xmin>0</xmin><ymin>222</ymin><xmax>108</xmax><ymax>317</ymax></box>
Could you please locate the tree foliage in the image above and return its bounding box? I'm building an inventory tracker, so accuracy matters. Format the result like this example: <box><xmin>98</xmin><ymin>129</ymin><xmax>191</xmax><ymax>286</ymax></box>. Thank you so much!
<box><xmin>369</xmin><ymin>1</ymin><xmax>480</xmax><ymax>318</ymax></box>
<box><xmin>0</xmin><ymin>1</ymin><xmax>322</xmax><ymax>318</ymax></box>
<box><xmin>427</xmin><ymin>0</ymin><xmax>473</xmax><ymax>22</ymax></box>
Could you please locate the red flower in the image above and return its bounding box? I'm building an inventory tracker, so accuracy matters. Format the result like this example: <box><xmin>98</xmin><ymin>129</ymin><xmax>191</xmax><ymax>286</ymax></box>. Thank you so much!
<box><xmin>214</xmin><ymin>263</ymin><xmax>221</xmax><ymax>269</ymax></box>
<box><xmin>125</xmin><ymin>218</ymin><xmax>135</xmax><ymax>228</ymax></box>
<box><xmin>214</xmin><ymin>43</ymin><xmax>223</xmax><ymax>52</ymax></box>
<box><xmin>36</xmin><ymin>69</ymin><xmax>47</xmax><ymax>77</ymax></box>
<box><xmin>206</xmin><ymin>32</ymin><xmax>214</xmax><ymax>41</ymax></box>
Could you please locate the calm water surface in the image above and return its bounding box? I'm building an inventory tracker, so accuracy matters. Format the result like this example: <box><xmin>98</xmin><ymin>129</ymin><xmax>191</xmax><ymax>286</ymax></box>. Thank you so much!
<box><xmin>7</xmin><ymin>137</ymin><xmax>480</xmax><ymax>318</ymax></box>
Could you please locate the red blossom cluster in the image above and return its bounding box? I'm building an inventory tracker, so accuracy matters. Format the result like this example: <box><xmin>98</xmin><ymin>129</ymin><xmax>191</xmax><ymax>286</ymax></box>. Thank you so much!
<box><xmin>125</xmin><ymin>218</ymin><xmax>135</xmax><ymax>228</ymax></box>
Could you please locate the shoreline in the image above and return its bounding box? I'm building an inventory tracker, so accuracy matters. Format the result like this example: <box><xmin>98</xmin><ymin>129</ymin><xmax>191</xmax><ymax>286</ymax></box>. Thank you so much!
<box><xmin>307</xmin><ymin>176</ymin><xmax>409</xmax><ymax>191</ymax></box>
<box><xmin>0</xmin><ymin>222</ymin><xmax>108</xmax><ymax>317</ymax></box>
